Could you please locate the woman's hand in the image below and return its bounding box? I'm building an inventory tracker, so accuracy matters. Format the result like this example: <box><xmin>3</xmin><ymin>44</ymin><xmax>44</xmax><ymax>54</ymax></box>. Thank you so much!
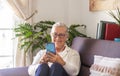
<box><xmin>47</xmin><ymin>52</ymin><xmax>66</xmax><ymax>66</ymax></box>
<box><xmin>39</xmin><ymin>53</ymin><xmax>49</xmax><ymax>64</ymax></box>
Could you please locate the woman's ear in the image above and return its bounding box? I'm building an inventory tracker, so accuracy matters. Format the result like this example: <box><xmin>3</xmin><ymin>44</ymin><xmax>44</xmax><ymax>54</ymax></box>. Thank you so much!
<box><xmin>66</xmin><ymin>38</ymin><xmax>68</xmax><ymax>41</ymax></box>
<box><xmin>66</xmin><ymin>34</ymin><xmax>69</xmax><ymax>41</ymax></box>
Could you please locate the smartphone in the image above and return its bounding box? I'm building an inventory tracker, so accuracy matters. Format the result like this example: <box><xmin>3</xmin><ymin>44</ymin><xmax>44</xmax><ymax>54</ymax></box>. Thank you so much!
<box><xmin>46</xmin><ymin>42</ymin><xmax>56</xmax><ymax>54</ymax></box>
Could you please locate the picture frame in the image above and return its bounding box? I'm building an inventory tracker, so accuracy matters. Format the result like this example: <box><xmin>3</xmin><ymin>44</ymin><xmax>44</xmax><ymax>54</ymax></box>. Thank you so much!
<box><xmin>89</xmin><ymin>0</ymin><xmax>120</xmax><ymax>11</ymax></box>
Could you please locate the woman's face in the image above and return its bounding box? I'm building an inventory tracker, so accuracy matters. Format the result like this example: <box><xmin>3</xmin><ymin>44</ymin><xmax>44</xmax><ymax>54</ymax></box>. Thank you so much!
<box><xmin>51</xmin><ymin>26</ymin><xmax>68</xmax><ymax>50</ymax></box>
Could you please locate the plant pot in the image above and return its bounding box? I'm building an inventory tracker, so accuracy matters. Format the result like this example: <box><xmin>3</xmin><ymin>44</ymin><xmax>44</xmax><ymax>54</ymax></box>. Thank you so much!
<box><xmin>114</xmin><ymin>38</ymin><xmax>120</xmax><ymax>42</ymax></box>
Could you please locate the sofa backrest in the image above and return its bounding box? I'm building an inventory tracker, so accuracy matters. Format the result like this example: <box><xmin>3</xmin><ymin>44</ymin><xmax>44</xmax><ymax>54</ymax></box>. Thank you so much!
<box><xmin>71</xmin><ymin>37</ymin><xmax>120</xmax><ymax>76</ymax></box>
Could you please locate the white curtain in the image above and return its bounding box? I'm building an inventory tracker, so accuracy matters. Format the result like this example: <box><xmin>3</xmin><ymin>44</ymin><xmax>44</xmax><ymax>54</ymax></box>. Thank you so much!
<box><xmin>7</xmin><ymin>0</ymin><xmax>35</xmax><ymax>67</ymax></box>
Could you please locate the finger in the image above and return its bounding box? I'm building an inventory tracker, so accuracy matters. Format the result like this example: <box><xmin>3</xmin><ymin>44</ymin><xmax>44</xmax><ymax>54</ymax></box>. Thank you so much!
<box><xmin>40</xmin><ymin>59</ymin><xmax>44</xmax><ymax>63</ymax></box>
<box><xmin>47</xmin><ymin>53</ymin><xmax>56</xmax><ymax>58</ymax></box>
<box><xmin>49</xmin><ymin>57</ymin><xmax>56</xmax><ymax>63</ymax></box>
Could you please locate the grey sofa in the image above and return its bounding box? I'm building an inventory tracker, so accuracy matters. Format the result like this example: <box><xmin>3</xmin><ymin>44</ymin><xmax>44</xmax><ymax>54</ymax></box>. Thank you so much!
<box><xmin>0</xmin><ymin>67</ymin><xmax>28</xmax><ymax>76</ymax></box>
<box><xmin>71</xmin><ymin>37</ymin><xmax>120</xmax><ymax>76</ymax></box>
<box><xmin>0</xmin><ymin>37</ymin><xmax>120</xmax><ymax>76</ymax></box>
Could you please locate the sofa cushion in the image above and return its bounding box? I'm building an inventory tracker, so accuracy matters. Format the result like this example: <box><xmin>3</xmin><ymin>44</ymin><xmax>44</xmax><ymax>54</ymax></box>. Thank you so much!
<box><xmin>71</xmin><ymin>37</ymin><xmax>120</xmax><ymax>76</ymax></box>
<box><xmin>90</xmin><ymin>55</ymin><xmax>120</xmax><ymax>76</ymax></box>
<box><xmin>78</xmin><ymin>65</ymin><xmax>90</xmax><ymax>76</ymax></box>
<box><xmin>72</xmin><ymin>37</ymin><xmax>120</xmax><ymax>67</ymax></box>
<box><xmin>0</xmin><ymin>67</ymin><xmax>29</xmax><ymax>76</ymax></box>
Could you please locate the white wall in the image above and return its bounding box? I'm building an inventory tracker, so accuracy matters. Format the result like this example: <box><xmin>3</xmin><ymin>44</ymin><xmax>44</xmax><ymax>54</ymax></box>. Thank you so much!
<box><xmin>33</xmin><ymin>0</ymin><xmax>68</xmax><ymax>23</ymax></box>
<box><xmin>33</xmin><ymin>0</ymin><xmax>115</xmax><ymax>38</ymax></box>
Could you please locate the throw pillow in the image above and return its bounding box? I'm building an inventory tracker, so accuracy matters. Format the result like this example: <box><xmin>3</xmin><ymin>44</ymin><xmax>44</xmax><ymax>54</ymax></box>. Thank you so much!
<box><xmin>89</xmin><ymin>55</ymin><xmax>120</xmax><ymax>76</ymax></box>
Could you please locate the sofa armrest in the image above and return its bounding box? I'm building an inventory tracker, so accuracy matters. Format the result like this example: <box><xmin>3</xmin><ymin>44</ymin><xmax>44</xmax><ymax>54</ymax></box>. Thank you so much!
<box><xmin>0</xmin><ymin>67</ymin><xmax>29</xmax><ymax>76</ymax></box>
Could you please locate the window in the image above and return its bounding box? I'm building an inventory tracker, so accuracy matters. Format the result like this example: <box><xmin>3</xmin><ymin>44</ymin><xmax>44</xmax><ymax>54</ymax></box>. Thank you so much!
<box><xmin>0</xmin><ymin>0</ymin><xmax>18</xmax><ymax>69</ymax></box>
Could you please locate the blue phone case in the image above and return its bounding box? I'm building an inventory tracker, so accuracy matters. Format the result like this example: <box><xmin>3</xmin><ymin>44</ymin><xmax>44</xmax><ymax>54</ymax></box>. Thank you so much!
<box><xmin>46</xmin><ymin>43</ymin><xmax>56</xmax><ymax>54</ymax></box>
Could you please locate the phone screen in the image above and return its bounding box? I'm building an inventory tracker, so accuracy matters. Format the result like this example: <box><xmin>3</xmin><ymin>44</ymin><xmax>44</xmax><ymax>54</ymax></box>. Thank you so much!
<box><xmin>46</xmin><ymin>43</ymin><xmax>56</xmax><ymax>54</ymax></box>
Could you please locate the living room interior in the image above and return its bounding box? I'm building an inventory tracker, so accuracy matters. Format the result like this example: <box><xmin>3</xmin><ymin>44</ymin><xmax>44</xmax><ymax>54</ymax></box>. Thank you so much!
<box><xmin>0</xmin><ymin>0</ymin><xmax>120</xmax><ymax>76</ymax></box>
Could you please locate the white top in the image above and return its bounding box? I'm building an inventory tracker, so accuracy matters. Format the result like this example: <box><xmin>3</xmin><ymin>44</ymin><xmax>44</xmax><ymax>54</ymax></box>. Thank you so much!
<box><xmin>28</xmin><ymin>45</ymin><xmax>81</xmax><ymax>76</ymax></box>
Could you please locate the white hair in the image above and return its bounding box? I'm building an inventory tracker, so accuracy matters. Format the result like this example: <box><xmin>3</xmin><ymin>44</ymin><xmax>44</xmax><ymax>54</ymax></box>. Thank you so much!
<box><xmin>51</xmin><ymin>22</ymin><xmax>68</xmax><ymax>34</ymax></box>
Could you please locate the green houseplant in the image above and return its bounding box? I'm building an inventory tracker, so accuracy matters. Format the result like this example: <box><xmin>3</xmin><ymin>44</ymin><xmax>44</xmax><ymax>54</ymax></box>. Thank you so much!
<box><xmin>14</xmin><ymin>21</ymin><xmax>87</xmax><ymax>53</ymax></box>
<box><xmin>109</xmin><ymin>7</ymin><xmax>120</xmax><ymax>25</ymax></box>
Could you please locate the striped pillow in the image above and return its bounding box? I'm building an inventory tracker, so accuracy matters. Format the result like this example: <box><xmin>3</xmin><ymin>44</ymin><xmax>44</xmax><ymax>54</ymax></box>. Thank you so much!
<box><xmin>90</xmin><ymin>55</ymin><xmax>120</xmax><ymax>76</ymax></box>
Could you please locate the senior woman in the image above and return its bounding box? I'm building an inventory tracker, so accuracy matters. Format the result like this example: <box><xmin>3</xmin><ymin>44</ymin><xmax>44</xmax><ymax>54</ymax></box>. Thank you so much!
<box><xmin>28</xmin><ymin>22</ymin><xmax>81</xmax><ymax>76</ymax></box>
